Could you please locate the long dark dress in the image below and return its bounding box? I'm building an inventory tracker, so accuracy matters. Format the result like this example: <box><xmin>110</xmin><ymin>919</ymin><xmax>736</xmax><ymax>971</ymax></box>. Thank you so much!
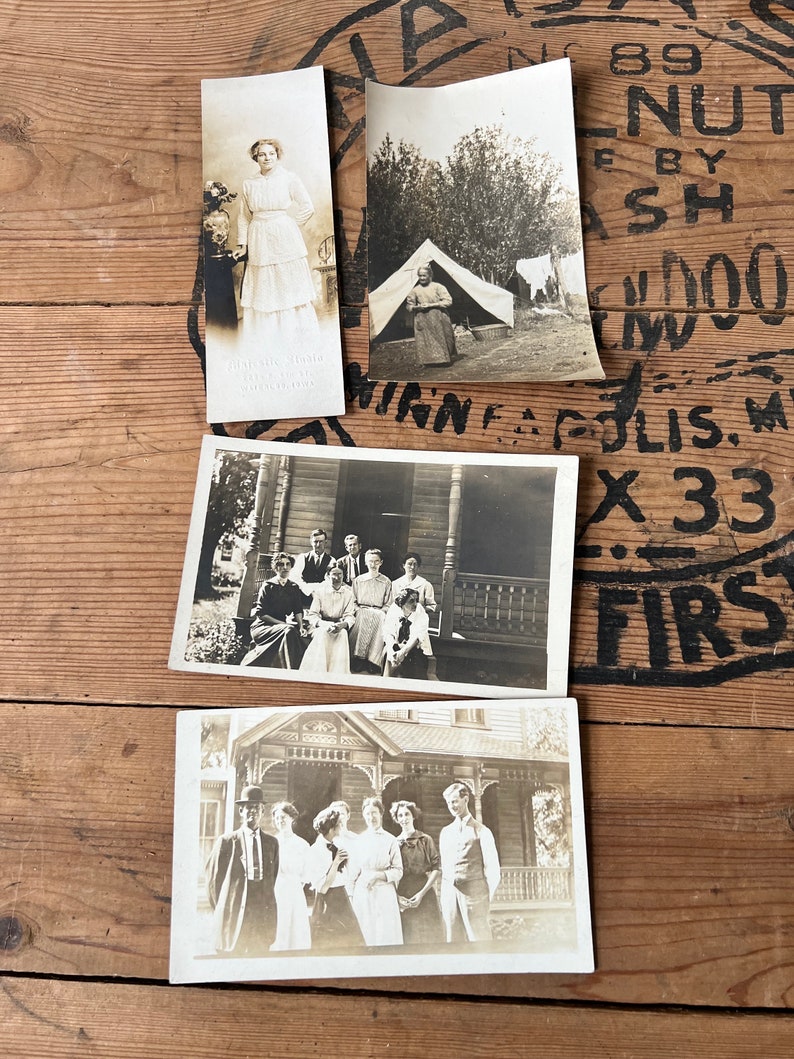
<box><xmin>396</xmin><ymin>830</ymin><xmax>443</xmax><ymax>945</ymax></box>
<box><xmin>242</xmin><ymin>578</ymin><xmax>306</xmax><ymax>669</ymax></box>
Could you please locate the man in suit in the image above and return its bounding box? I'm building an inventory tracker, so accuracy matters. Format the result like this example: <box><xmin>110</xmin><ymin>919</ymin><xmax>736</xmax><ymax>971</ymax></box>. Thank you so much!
<box><xmin>292</xmin><ymin>528</ymin><xmax>333</xmax><ymax>599</ymax></box>
<box><xmin>205</xmin><ymin>785</ymin><xmax>279</xmax><ymax>955</ymax></box>
<box><xmin>438</xmin><ymin>781</ymin><xmax>500</xmax><ymax>943</ymax></box>
<box><xmin>335</xmin><ymin>533</ymin><xmax>365</xmax><ymax>585</ymax></box>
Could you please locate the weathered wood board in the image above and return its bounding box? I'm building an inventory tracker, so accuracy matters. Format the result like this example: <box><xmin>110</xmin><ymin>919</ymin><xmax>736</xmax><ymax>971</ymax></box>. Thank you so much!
<box><xmin>0</xmin><ymin>0</ymin><xmax>792</xmax><ymax>1049</ymax></box>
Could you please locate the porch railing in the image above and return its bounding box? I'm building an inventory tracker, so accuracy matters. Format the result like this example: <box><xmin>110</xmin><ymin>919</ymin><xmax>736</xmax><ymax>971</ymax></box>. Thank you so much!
<box><xmin>443</xmin><ymin>573</ymin><xmax>549</xmax><ymax>644</ymax></box>
<box><xmin>494</xmin><ymin>866</ymin><xmax>572</xmax><ymax>905</ymax></box>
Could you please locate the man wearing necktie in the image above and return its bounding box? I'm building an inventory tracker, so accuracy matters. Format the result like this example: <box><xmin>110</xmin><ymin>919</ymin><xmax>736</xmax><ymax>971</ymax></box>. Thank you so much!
<box><xmin>292</xmin><ymin>528</ymin><xmax>333</xmax><ymax>600</ymax></box>
<box><xmin>438</xmin><ymin>781</ymin><xmax>501</xmax><ymax>943</ymax></box>
<box><xmin>336</xmin><ymin>533</ymin><xmax>365</xmax><ymax>585</ymax></box>
<box><xmin>205</xmin><ymin>785</ymin><xmax>280</xmax><ymax>955</ymax></box>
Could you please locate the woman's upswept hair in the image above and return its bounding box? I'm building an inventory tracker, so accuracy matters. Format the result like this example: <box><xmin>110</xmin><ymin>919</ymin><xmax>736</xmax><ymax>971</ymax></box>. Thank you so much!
<box><xmin>390</xmin><ymin>799</ymin><xmax>421</xmax><ymax>824</ymax></box>
<box><xmin>249</xmin><ymin>137</ymin><xmax>284</xmax><ymax>161</ymax></box>
<box><xmin>313</xmin><ymin>807</ymin><xmax>341</xmax><ymax>836</ymax></box>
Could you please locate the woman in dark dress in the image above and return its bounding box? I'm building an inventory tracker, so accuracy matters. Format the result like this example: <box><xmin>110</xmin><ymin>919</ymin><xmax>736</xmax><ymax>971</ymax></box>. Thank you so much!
<box><xmin>242</xmin><ymin>552</ymin><xmax>307</xmax><ymax>669</ymax></box>
<box><xmin>390</xmin><ymin>800</ymin><xmax>443</xmax><ymax>945</ymax></box>
<box><xmin>307</xmin><ymin>807</ymin><xmax>364</xmax><ymax>951</ymax></box>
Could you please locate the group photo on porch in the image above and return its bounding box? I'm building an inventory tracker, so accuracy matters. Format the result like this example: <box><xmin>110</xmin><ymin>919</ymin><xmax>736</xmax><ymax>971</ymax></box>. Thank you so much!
<box><xmin>170</xmin><ymin>701</ymin><xmax>592</xmax><ymax>983</ymax></box>
<box><xmin>170</xmin><ymin>439</ymin><xmax>579</xmax><ymax>698</ymax></box>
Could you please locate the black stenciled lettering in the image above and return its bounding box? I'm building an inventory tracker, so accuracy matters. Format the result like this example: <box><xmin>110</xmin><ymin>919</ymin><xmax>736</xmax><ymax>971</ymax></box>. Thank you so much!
<box><xmin>326</xmin><ymin>416</ymin><xmax>358</xmax><ymax>446</ymax></box>
<box><xmin>688</xmin><ymin>407</ymin><xmax>723</xmax><ymax>449</ymax></box>
<box><xmin>745</xmin><ymin>391</ymin><xmax>788</xmax><ymax>433</ymax></box>
<box><xmin>695</xmin><ymin>147</ymin><xmax>726</xmax><ymax>173</ymax></box>
<box><xmin>641</xmin><ymin>588</ymin><xmax>671</xmax><ymax>668</ymax></box>
<box><xmin>588</xmin><ymin>469</ymin><xmax>646</xmax><ymax>526</ymax></box>
<box><xmin>655</xmin><ymin>147</ymin><xmax>681</xmax><ymax>175</ymax></box>
<box><xmin>667</xmin><ymin>408</ymin><xmax>683</xmax><ymax>452</ymax></box>
<box><xmin>597</xmin><ymin>588</ymin><xmax>638</xmax><ymax>668</ymax></box>
<box><xmin>274</xmin><ymin>420</ymin><xmax>329</xmax><ymax>444</ymax></box>
<box><xmin>376</xmin><ymin>381</ymin><xmax>399</xmax><ymax>416</ymax></box>
<box><xmin>344</xmin><ymin>362</ymin><xmax>379</xmax><ymax>409</ymax></box>
<box><xmin>746</xmin><ymin>242</ymin><xmax>788</xmax><ymax>318</ymax></box>
<box><xmin>581</xmin><ymin>200</ymin><xmax>609</xmax><ymax>240</ymax></box>
<box><xmin>627</xmin><ymin>85</ymin><xmax>681</xmax><ymax>137</ymax></box>
<box><xmin>400</xmin><ymin>0</ymin><xmax>467</xmax><ymax>72</ymax></box>
<box><xmin>609</xmin><ymin>0</ymin><xmax>697</xmax><ymax>19</ymax></box>
<box><xmin>722</xmin><ymin>571</ymin><xmax>787</xmax><ymax>648</ymax></box>
<box><xmin>762</xmin><ymin>551</ymin><xmax>794</xmax><ymax>591</ymax></box>
<box><xmin>483</xmin><ymin>404</ymin><xmax>504</xmax><ymax>430</ymax></box>
<box><xmin>395</xmin><ymin>383</ymin><xmax>432</xmax><ymax>427</ymax></box>
<box><xmin>691</xmin><ymin>84</ymin><xmax>743</xmax><ymax>135</ymax></box>
<box><xmin>753</xmin><ymin>85</ymin><xmax>794</xmax><ymax>135</ymax></box>
<box><xmin>610</xmin><ymin>42</ymin><xmax>651</xmax><ymax>76</ymax></box>
<box><xmin>433</xmin><ymin>393</ymin><xmax>472</xmax><ymax>434</ymax></box>
<box><xmin>662</xmin><ymin>250</ymin><xmax>698</xmax><ymax>307</ymax></box>
<box><xmin>669</xmin><ymin>585</ymin><xmax>734</xmax><ymax>663</ymax></box>
<box><xmin>701</xmin><ymin>253</ymin><xmax>741</xmax><ymax>311</ymax></box>
<box><xmin>684</xmin><ymin>183</ymin><xmax>734</xmax><ymax>224</ymax></box>
<box><xmin>553</xmin><ymin>408</ymin><xmax>587</xmax><ymax>449</ymax></box>
<box><xmin>623</xmin><ymin>270</ymin><xmax>648</xmax><ymax>306</ymax></box>
<box><xmin>622</xmin><ymin>312</ymin><xmax>696</xmax><ymax>352</ymax></box>
<box><xmin>661</xmin><ymin>41</ymin><xmax>701</xmax><ymax>74</ymax></box>
<box><xmin>595</xmin><ymin>148</ymin><xmax>614</xmax><ymax>170</ymax></box>
<box><xmin>596</xmin><ymin>362</ymin><xmax>643</xmax><ymax>453</ymax></box>
<box><xmin>730</xmin><ymin>467</ymin><xmax>776</xmax><ymax>533</ymax></box>
<box><xmin>634</xmin><ymin>410</ymin><xmax>664</xmax><ymax>452</ymax></box>
<box><xmin>625</xmin><ymin>186</ymin><xmax>667</xmax><ymax>234</ymax></box>
<box><xmin>673</xmin><ymin>466</ymin><xmax>719</xmax><ymax>533</ymax></box>
<box><xmin>727</xmin><ymin>5</ymin><xmax>794</xmax><ymax>60</ymax></box>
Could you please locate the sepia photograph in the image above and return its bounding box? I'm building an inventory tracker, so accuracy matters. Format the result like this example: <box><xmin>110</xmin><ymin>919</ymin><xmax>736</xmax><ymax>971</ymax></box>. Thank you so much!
<box><xmin>169</xmin><ymin>439</ymin><xmax>579</xmax><ymax>698</ymax></box>
<box><xmin>170</xmin><ymin>700</ymin><xmax>593</xmax><ymax>983</ymax></box>
<box><xmin>201</xmin><ymin>67</ymin><xmax>345</xmax><ymax>424</ymax></box>
<box><xmin>367</xmin><ymin>59</ymin><xmax>604</xmax><ymax>384</ymax></box>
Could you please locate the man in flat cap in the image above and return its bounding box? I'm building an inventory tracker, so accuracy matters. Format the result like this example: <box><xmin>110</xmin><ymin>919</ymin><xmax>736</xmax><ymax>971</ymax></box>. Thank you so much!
<box><xmin>205</xmin><ymin>785</ymin><xmax>280</xmax><ymax>956</ymax></box>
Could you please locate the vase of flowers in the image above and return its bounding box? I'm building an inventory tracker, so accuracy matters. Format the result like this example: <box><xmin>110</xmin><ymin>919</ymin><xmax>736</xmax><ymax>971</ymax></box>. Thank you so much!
<box><xmin>203</xmin><ymin>181</ymin><xmax>241</xmax><ymax>330</ymax></box>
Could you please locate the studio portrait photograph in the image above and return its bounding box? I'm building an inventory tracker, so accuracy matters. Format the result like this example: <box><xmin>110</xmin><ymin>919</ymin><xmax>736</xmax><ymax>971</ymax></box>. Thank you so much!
<box><xmin>366</xmin><ymin>59</ymin><xmax>604</xmax><ymax>384</ymax></box>
<box><xmin>169</xmin><ymin>439</ymin><xmax>579</xmax><ymax>699</ymax></box>
<box><xmin>201</xmin><ymin>67</ymin><xmax>345</xmax><ymax>424</ymax></box>
<box><xmin>170</xmin><ymin>700</ymin><xmax>593</xmax><ymax>983</ymax></box>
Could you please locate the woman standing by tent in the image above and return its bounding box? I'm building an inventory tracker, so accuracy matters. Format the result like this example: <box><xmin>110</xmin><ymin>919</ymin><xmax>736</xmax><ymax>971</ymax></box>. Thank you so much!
<box><xmin>406</xmin><ymin>265</ymin><xmax>457</xmax><ymax>366</ymax></box>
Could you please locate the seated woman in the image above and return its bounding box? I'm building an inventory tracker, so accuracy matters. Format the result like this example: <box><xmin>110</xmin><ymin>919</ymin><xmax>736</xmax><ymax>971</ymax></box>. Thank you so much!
<box><xmin>382</xmin><ymin>588</ymin><xmax>431</xmax><ymax>679</ymax></box>
<box><xmin>242</xmin><ymin>552</ymin><xmax>307</xmax><ymax>669</ymax></box>
<box><xmin>306</xmin><ymin>807</ymin><xmax>364</xmax><ymax>952</ymax></box>
<box><xmin>391</xmin><ymin>552</ymin><xmax>438</xmax><ymax>679</ymax></box>
<box><xmin>350</xmin><ymin>549</ymin><xmax>393</xmax><ymax>673</ymax></box>
<box><xmin>298</xmin><ymin>562</ymin><xmax>356</xmax><ymax>675</ymax></box>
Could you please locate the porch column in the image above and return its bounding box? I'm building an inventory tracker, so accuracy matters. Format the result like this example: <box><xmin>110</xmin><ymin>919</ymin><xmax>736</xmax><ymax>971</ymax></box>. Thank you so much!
<box><xmin>236</xmin><ymin>454</ymin><xmax>271</xmax><ymax>619</ymax></box>
<box><xmin>440</xmin><ymin>463</ymin><xmax>463</xmax><ymax>639</ymax></box>
<box><xmin>273</xmin><ymin>455</ymin><xmax>293</xmax><ymax>554</ymax></box>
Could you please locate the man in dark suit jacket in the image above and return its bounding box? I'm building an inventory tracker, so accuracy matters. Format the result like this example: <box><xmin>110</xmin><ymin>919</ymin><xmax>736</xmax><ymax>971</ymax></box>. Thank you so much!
<box><xmin>292</xmin><ymin>528</ymin><xmax>333</xmax><ymax>599</ymax></box>
<box><xmin>336</xmin><ymin>533</ymin><xmax>365</xmax><ymax>585</ymax></box>
<box><xmin>205</xmin><ymin>785</ymin><xmax>279</xmax><ymax>955</ymax></box>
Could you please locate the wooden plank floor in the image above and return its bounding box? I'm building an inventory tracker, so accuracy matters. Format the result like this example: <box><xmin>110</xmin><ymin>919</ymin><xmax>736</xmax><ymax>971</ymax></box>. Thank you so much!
<box><xmin>1</xmin><ymin>1</ymin><xmax>792</xmax><ymax>1054</ymax></box>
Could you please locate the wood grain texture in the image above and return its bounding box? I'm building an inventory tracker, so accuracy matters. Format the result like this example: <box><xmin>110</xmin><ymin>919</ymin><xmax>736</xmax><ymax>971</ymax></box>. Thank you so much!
<box><xmin>0</xmin><ymin>0</ymin><xmax>792</xmax><ymax>1046</ymax></box>
<box><xmin>1</xmin><ymin>704</ymin><xmax>792</xmax><ymax>1008</ymax></box>
<box><xmin>2</xmin><ymin>978</ymin><xmax>794</xmax><ymax>1059</ymax></box>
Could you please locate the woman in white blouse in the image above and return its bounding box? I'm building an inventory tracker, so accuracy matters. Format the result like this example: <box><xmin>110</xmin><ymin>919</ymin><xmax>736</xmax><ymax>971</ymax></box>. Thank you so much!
<box><xmin>349</xmin><ymin>797</ymin><xmax>403</xmax><ymax>946</ymax></box>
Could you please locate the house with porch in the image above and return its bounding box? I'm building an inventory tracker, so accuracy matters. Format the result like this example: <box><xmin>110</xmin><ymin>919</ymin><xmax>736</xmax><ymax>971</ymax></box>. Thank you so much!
<box><xmin>227</xmin><ymin>450</ymin><xmax>557</xmax><ymax>689</ymax></box>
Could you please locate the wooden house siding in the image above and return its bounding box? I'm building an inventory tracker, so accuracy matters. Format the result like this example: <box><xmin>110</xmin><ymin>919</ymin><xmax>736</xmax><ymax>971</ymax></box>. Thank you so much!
<box><xmin>272</xmin><ymin>456</ymin><xmax>341</xmax><ymax>557</ymax></box>
<box><xmin>405</xmin><ymin>464</ymin><xmax>452</xmax><ymax>592</ymax></box>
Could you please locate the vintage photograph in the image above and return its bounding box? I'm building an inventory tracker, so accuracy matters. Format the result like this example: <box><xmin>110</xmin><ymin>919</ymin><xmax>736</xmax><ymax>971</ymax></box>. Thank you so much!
<box><xmin>201</xmin><ymin>67</ymin><xmax>345</xmax><ymax>423</ymax></box>
<box><xmin>169</xmin><ymin>439</ymin><xmax>578</xmax><ymax>698</ymax></box>
<box><xmin>170</xmin><ymin>700</ymin><xmax>593</xmax><ymax>983</ymax></box>
<box><xmin>367</xmin><ymin>59</ymin><xmax>604</xmax><ymax>384</ymax></box>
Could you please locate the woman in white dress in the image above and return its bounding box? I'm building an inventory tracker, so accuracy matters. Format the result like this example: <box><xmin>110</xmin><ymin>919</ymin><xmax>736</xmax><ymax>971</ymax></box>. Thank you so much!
<box><xmin>234</xmin><ymin>137</ymin><xmax>319</xmax><ymax>346</ymax></box>
<box><xmin>270</xmin><ymin>801</ymin><xmax>312</xmax><ymax>951</ymax></box>
<box><xmin>349</xmin><ymin>797</ymin><xmax>403</xmax><ymax>946</ymax></box>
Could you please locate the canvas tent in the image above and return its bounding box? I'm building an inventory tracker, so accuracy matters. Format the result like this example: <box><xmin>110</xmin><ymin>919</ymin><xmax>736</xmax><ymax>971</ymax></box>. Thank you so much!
<box><xmin>369</xmin><ymin>238</ymin><xmax>514</xmax><ymax>341</ymax></box>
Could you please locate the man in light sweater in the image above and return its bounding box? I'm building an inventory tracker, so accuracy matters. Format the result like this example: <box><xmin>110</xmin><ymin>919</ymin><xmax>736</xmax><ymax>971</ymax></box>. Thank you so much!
<box><xmin>438</xmin><ymin>781</ymin><xmax>500</xmax><ymax>943</ymax></box>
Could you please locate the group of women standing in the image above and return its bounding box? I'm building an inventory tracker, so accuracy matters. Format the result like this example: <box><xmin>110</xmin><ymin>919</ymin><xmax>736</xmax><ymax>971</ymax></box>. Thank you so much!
<box><xmin>267</xmin><ymin>797</ymin><xmax>444</xmax><ymax>953</ymax></box>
